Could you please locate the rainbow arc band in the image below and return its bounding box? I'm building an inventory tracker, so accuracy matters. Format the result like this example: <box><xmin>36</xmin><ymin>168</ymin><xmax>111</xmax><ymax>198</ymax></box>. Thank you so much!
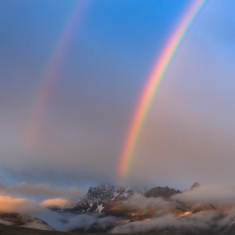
<box><xmin>118</xmin><ymin>0</ymin><xmax>207</xmax><ymax>183</ymax></box>
<box><xmin>26</xmin><ymin>1</ymin><xmax>89</xmax><ymax>153</ymax></box>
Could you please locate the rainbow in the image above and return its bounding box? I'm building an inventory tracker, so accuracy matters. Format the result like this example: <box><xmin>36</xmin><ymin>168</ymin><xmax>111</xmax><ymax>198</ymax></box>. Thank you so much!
<box><xmin>26</xmin><ymin>1</ymin><xmax>90</xmax><ymax>153</ymax></box>
<box><xmin>118</xmin><ymin>0</ymin><xmax>207</xmax><ymax>182</ymax></box>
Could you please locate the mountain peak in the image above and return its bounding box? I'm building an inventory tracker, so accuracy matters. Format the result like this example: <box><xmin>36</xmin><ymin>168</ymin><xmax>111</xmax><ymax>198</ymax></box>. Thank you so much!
<box><xmin>190</xmin><ymin>182</ymin><xmax>200</xmax><ymax>190</ymax></box>
<box><xmin>145</xmin><ymin>186</ymin><xmax>181</xmax><ymax>198</ymax></box>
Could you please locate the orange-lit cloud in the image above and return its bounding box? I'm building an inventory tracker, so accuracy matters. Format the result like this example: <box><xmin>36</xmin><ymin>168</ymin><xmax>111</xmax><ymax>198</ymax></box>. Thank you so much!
<box><xmin>0</xmin><ymin>181</ymin><xmax>85</xmax><ymax>200</ymax></box>
<box><xmin>0</xmin><ymin>195</ymin><xmax>41</xmax><ymax>213</ymax></box>
<box><xmin>41</xmin><ymin>197</ymin><xmax>75</xmax><ymax>208</ymax></box>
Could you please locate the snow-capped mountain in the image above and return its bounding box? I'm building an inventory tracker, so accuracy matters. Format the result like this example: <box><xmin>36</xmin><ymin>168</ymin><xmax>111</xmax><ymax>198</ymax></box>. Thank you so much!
<box><xmin>3</xmin><ymin>182</ymin><xmax>235</xmax><ymax>234</ymax></box>
<box><xmin>64</xmin><ymin>184</ymin><xmax>146</xmax><ymax>214</ymax></box>
<box><xmin>49</xmin><ymin>182</ymin><xmax>235</xmax><ymax>234</ymax></box>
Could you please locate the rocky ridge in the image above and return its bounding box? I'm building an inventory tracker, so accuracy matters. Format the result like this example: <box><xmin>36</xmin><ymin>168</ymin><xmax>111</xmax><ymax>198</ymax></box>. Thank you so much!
<box><xmin>145</xmin><ymin>186</ymin><xmax>181</xmax><ymax>198</ymax></box>
<box><xmin>65</xmin><ymin>184</ymin><xmax>146</xmax><ymax>213</ymax></box>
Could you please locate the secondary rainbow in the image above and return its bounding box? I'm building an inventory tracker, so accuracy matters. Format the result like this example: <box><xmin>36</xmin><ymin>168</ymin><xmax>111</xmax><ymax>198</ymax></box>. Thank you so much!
<box><xmin>26</xmin><ymin>1</ymin><xmax>89</xmax><ymax>153</ymax></box>
<box><xmin>118</xmin><ymin>0</ymin><xmax>207</xmax><ymax>182</ymax></box>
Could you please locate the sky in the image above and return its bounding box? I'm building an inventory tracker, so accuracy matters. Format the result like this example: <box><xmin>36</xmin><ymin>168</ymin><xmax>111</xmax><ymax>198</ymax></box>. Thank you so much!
<box><xmin>1</xmin><ymin>0</ymin><xmax>235</xmax><ymax>193</ymax></box>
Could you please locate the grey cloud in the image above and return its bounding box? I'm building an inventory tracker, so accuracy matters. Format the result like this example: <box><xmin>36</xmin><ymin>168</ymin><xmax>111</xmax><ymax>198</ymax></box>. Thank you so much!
<box><xmin>111</xmin><ymin>210</ymin><xmax>219</xmax><ymax>234</ymax></box>
<box><xmin>0</xmin><ymin>181</ymin><xmax>85</xmax><ymax>200</ymax></box>
<box><xmin>111</xmin><ymin>214</ymin><xmax>179</xmax><ymax>233</ymax></box>
<box><xmin>0</xmin><ymin>193</ymin><xmax>94</xmax><ymax>231</ymax></box>
<box><xmin>217</xmin><ymin>207</ymin><xmax>235</xmax><ymax>228</ymax></box>
<box><xmin>124</xmin><ymin>193</ymin><xmax>174</xmax><ymax>211</ymax></box>
<box><xmin>56</xmin><ymin>214</ymin><xmax>119</xmax><ymax>232</ymax></box>
<box><xmin>172</xmin><ymin>185</ymin><xmax>235</xmax><ymax>204</ymax></box>
<box><xmin>0</xmin><ymin>195</ymin><xmax>43</xmax><ymax>214</ymax></box>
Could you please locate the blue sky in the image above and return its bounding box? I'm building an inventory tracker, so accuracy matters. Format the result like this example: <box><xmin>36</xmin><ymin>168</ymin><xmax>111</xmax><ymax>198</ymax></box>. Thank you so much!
<box><xmin>1</xmin><ymin>0</ymin><xmax>235</xmax><ymax>191</ymax></box>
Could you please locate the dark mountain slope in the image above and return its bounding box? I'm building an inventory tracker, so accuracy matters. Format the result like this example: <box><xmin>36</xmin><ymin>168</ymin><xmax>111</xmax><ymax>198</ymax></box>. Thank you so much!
<box><xmin>145</xmin><ymin>186</ymin><xmax>181</xmax><ymax>198</ymax></box>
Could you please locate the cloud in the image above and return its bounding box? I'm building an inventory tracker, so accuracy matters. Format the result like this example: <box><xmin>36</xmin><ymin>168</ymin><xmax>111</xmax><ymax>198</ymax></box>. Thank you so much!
<box><xmin>41</xmin><ymin>197</ymin><xmax>75</xmax><ymax>208</ymax></box>
<box><xmin>124</xmin><ymin>193</ymin><xmax>174</xmax><ymax>211</ymax></box>
<box><xmin>111</xmin><ymin>187</ymin><xmax>235</xmax><ymax>234</ymax></box>
<box><xmin>109</xmin><ymin>191</ymin><xmax>221</xmax><ymax>234</ymax></box>
<box><xmin>111</xmin><ymin>210</ymin><xmax>219</xmax><ymax>234</ymax></box>
<box><xmin>56</xmin><ymin>214</ymin><xmax>119</xmax><ymax>232</ymax></box>
<box><xmin>217</xmin><ymin>206</ymin><xmax>235</xmax><ymax>228</ymax></box>
<box><xmin>0</xmin><ymin>181</ymin><xmax>85</xmax><ymax>200</ymax></box>
<box><xmin>0</xmin><ymin>188</ymin><xmax>118</xmax><ymax>232</ymax></box>
<box><xmin>0</xmin><ymin>183</ymin><xmax>118</xmax><ymax>232</ymax></box>
<box><xmin>0</xmin><ymin>195</ymin><xmax>42</xmax><ymax>214</ymax></box>
<box><xmin>0</xmin><ymin>193</ymin><xmax>81</xmax><ymax>231</ymax></box>
<box><xmin>172</xmin><ymin>185</ymin><xmax>235</xmax><ymax>204</ymax></box>
<box><xmin>58</xmin><ymin>214</ymin><xmax>97</xmax><ymax>232</ymax></box>
<box><xmin>2</xmin><ymin>186</ymin><xmax>235</xmax><ymax>234</ymax></box>
<box><xmin>21</xmin><ymin>219</ymin><xmax>54</xmax><ymax>231</ymax></box>
<box><xmin>111</xmin><ymin>214</ymin><xmax>176</xmax><ymax>233</ymax></box>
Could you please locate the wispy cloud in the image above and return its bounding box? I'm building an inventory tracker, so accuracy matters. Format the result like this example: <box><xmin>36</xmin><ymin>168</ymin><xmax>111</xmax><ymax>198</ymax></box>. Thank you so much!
<box><xmin>41</xmin><ymin>197</ymin><xmax>75</xmax><ymax>208</ymax></box>
<box><xmin>0</xmin><ymin>181</ymin><xmax>85</xmax><ymax>200</ymax></box>
<box><xmin>111</xmin><ymin>210</ymin><xmax>219</xmax><ymax>234</ymax></box>
<box><xmin>123</xmin><ymin>193</ymin><xmax>174</xmax><ymax>212</ymax></box>
<box><xmin>0</xmin><ymin>195</ymin><xmax>41</xmax><ymax>214</ymax></box>
<box><xmin>172</xmin><ymin>184</ymin><xmax>235</xmax><ymax>204</ymax></box>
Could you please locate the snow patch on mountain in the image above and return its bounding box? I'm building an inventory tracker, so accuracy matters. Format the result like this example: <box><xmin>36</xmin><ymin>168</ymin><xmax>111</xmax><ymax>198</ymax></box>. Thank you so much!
<box><xmin>96</xmin><ymin>204</ymin><xmax>104</xmax><ymax>213</ymax></box>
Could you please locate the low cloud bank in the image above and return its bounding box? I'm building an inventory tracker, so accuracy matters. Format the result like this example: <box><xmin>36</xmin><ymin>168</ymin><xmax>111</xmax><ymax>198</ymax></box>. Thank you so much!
<box><xmin>41</xmin><ymin>197</ymin><xmax>76</xmax><ymax>209</ymax></box>
<box><xmin>124</xmin><ymin>193</ymin><xmax>174</xmax><ymax>210</ymax></box>
<box><xmin>0</xmin><ymin>192</ymin><xmax>220</xmax><ymax>234</ymax></box>
<box><xmin>0</xmin><ymin>192</ymin><xmax>118</xmax><ymax>232</ymax></box>
<box><xmin>2</xmin><ymin>184</ymin><xmax>235</xmax><ymax>233</ymax></box>
<box><xmin>57</xmin><ymin>214</ymin><xmax>119</xmax><ymax>232</ymax></box>
<box><xmin>0</xmin><ymin>195</ymin><xmax>42</xmax><ymax>214</ymax></box>
<box><xmin>111</xmin><ymin>185</ymin><xmax>235</xmax><ymax>233</ymax></box>
<box><xmin>111</xmin><ymin>210</ymin><xmax>219</xmax><ymax>233</ymax></box>
<box><xmin>0</xmin><ymin>180</ymin><xmax>85</xmax><ymax>200</ymax></box>
<box><xmin>172</xmin><ymin>184</ymin><xmax>235</xmax><ymax>204</ymax></box>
